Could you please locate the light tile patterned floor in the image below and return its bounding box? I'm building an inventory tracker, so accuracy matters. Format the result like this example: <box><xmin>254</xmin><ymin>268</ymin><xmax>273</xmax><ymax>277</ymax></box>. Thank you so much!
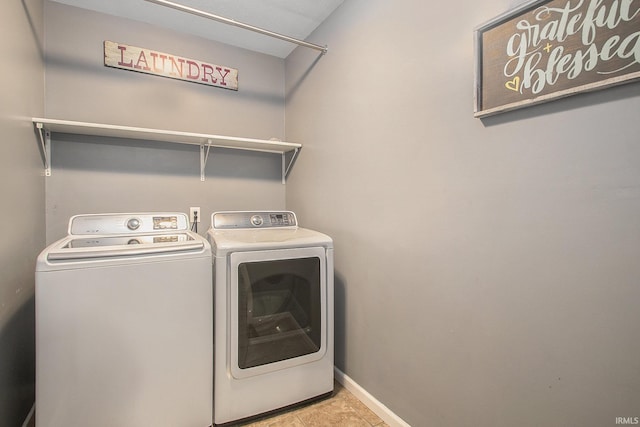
<box><xmin>235</xmin><ymin>381</ymin><xmax>389</xmax><ymax>427</ymax></box>
<box><xmin>27</xmin><ymin>381</ymin><xmax>388</xmax><ymax>427</ymax></box>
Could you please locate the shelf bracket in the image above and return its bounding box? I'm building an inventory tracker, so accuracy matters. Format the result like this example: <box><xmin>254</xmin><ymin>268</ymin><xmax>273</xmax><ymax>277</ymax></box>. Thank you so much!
<box><xmin>36</xmin><ymin>123</ymin><xmax>52</xmax><ymax>177</ymax></box>
<box><xmin>200</xmin><ymin>139</ymin><xmax>213</xmax><ymax>181</ymax></box>
<box><xmin>282</xmin><ymin>147</ymin><xmax>300</xmax><ymax>184</ymax></box>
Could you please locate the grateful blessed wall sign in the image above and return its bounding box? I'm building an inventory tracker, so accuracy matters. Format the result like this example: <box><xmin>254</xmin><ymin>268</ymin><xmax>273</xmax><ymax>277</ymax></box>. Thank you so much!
<box><xmin>104</xmin><ymin>41</ymin><xmax>238</xmax><ymax>90</ymax></box>
<box><xmin>474</xmin><ymin>0</ymin><xmax>640</xmax><ymax>118</ymax></box>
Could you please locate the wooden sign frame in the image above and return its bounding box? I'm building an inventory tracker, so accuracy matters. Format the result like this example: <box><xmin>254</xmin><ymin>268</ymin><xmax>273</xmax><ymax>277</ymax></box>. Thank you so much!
<box><xmin>474</xmin><ymin>0</ymin><xmax>640</xmax><ymax>118</ymax></box>
<box><xmin>104</xmin><ymin>41</ymin><xmax>238</xmax><ymax>91</ymax></box>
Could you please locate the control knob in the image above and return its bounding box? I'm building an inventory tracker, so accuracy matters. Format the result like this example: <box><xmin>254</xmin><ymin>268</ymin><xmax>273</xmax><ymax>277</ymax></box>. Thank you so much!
<box><xmin>127</xmin><ymin>218</ymin><xmax>141</xmax><ymax>230</ymax></box>
<box><xmin>250</xmin><ymin>215</ymin><xmax>263</xmax><ymax>227</ymax></box>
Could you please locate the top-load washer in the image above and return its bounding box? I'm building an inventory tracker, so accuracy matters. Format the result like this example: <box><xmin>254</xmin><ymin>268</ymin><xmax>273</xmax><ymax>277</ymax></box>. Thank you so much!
<box><xmin>207</xmin><ymin>211</ymin><xmax>334</xmax><ymax>426</ymax></box>
<box><xmin>36</xmin><ymin>212</ymin><xmax>213</xmax><ymax>427</ymax></box>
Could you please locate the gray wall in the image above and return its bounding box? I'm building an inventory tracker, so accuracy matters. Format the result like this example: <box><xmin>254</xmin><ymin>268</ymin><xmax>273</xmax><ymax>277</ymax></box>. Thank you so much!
<box><xmin>285</xmin><ymin>1</ymin><xmax>640</xmax><ymax>426</ymax></box>
<box><xmin>44</xmin><ymin>1</ymin><xmax>287</xmax><ymax>241</ymax></box>
<box><xmin>0</xmin><ymin>0</ymin><xmax>45</xmax><ymax>425</ymax></box>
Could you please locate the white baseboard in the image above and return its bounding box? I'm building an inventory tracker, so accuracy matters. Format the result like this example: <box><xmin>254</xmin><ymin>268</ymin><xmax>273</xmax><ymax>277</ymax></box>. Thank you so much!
<box><xmin>22</xmin><ymin>403</ymin><xmax>35</xmax><ymax>427</ymax></box>
<box><xmin>334</xmin><ymin>367</ymin><xmax>411</xmax><ymax>427</ymax></box>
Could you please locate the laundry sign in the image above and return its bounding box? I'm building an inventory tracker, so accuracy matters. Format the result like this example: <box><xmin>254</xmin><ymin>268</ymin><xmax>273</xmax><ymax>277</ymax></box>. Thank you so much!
<box><xmin>474</xmin><ymin>0</ymin><xmax>640</xmax><ymax>117</ymax></box>
<box><xmin>104</xmin><ymin>41</ymin><xmax>238</xmax><ymax>90</ymax></box>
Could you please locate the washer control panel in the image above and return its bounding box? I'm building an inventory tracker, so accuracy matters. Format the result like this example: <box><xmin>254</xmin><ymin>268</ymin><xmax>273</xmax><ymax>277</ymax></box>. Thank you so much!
<box><xmin>212</xmin><ymin>211</ymin><xmax>298</xmax><ymax>230</ymax></box>
<box><xmin>69</xmin><ymin>213</ymin><xmax>189</xmax><ymax>235</ymax></box>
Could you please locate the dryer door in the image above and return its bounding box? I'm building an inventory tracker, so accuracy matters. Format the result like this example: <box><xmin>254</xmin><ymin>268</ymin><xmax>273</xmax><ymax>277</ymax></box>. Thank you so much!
<box><xmin>229</xmin><ymin>246</ymin><xmax>327</xmax><ymax>379</ymax></box>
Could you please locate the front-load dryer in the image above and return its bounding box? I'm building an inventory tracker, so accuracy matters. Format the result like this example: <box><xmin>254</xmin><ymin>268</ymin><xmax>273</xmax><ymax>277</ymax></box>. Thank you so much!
<box><xmin>36</xmin><ymin>213</ymin><xmax>213</xmax><ymax>427</ymax></box>
<box><xmin>207</xmin><ymin>211</ymin><xmax>334</xmax><ymax>426</ymax></box>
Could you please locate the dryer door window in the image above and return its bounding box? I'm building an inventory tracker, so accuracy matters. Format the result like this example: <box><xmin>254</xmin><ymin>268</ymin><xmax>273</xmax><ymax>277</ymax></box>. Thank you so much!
<box><xmin>229</xmin><ymin>247</ymin><xmax>327</xmax><ymax>379</ymax></box>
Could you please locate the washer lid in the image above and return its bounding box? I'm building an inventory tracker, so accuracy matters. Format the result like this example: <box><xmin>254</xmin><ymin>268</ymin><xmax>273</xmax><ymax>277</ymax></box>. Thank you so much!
<box><xmin>46</xmin><ymin>232</ymin><xmax>204</xmax><ymax>261</ymax></box>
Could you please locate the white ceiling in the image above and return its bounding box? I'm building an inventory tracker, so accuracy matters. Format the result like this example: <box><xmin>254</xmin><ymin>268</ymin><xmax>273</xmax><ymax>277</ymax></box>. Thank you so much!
<box><xmin>50</xmin><ymin>0</ymin><xmax>344</xmax><ymax>58</ymax></box>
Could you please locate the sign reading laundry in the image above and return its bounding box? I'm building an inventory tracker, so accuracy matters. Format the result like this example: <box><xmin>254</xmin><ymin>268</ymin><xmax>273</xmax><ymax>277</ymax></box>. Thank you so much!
<box><xmin>474</xmin><ymin>0</ymin><xmax>640</xmax><ymax>117</ymax></box>
<box><xmin>104</xmin><ymin>41</ymin><xmax>238</xmax><ymax>91</ymax></box>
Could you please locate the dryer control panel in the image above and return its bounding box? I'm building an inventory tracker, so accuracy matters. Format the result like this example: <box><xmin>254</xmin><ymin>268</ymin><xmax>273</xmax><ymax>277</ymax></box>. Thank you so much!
<box><xmin>69</xmin><ymin>213</ymin><xmax>189</xmax><ymax>235</ymax></box>
<box><xmin>212</xmin><ymin>211</ymin><xmax>298</xmax><ymax>230</ymax></box>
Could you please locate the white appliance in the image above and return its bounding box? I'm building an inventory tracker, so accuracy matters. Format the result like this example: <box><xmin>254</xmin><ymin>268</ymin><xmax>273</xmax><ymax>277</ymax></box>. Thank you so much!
<box><xmin>36</xmin><ymin>213</ymin><xmax>213</xmax><ymax>427</ymax></box>
<box><xmin>207</xmin><ymin>211</ymin><xmax>334</xmax><ymax>426</ymax></box>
